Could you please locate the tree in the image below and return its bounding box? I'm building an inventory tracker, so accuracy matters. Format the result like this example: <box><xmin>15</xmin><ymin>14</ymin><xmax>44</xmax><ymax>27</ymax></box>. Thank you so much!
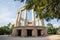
<box><xmin>57</xmin><ymin>26</ymin><xmax>60</xmax><ymax>34</ymax></box>
<box><xmin>46</xmin><ymin>23</ymin><xmax>57</xmax><ymax>34</ymax></box>
<box><xmin>0</xmin><ymin>26</ymin><xmax>10</xmax><ymax>35</ymax></box>
<box><xmin>18</xmin><ymin>0</ymin><xmax>60</xmax><ymax>20</ymax></box>
<box><xmin>0</xmin><ymin>23</ymin><xmax>14</xmax><ymax>35</ymax></box>
<box><xmin>47</xmin><ymin>23</ymin><xmax>53</xmax><ymax>28</ymax></box>
<box><xmin>10</xmin><ymin>24</ymin><xmax>14</xmax><ymax>33</ymax></box>
<box><xmin>15</xmin><ymin>0</ymin><xmax>60</xmax><ymax>26</ymax></box>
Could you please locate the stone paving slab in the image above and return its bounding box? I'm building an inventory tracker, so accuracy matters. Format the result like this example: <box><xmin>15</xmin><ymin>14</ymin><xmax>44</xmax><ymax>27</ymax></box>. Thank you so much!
<box><xmin>0</xmin><ymin>35</ymin><xmax>60</xmax><ymax>40</ymax></box>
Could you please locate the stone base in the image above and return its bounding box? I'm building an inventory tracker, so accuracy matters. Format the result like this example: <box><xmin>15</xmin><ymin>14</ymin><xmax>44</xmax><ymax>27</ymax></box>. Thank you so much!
<box><xmin>12</xmin><ymin>26</ymin><xmax>47</xmax><ymax>37</ymax></box>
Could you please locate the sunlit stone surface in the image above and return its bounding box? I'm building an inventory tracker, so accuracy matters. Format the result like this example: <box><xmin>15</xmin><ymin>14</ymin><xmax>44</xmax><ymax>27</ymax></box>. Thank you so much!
<box><xmin>12</xmin><ymin>6</ymin><xmax>47</xmax><ymax>37</ymax></box>
<box><xmin>0</xmin><ymin>35</ymin><xmax>60</xmax><ymax>40</ymax></box>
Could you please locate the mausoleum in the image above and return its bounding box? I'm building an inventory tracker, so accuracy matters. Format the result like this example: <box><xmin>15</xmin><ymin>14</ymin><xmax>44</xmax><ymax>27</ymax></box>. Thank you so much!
<box><xmin>12</xmin><ymin>6</ymin><xmax>47</xmax><ymax>37</ymax></box>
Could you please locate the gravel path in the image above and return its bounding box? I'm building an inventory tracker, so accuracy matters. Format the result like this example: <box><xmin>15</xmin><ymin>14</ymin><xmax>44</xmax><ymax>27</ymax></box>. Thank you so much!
<box><xmin>0</xmin><ymin>35</ymin><xmax>60</xmax><ymax>40</ymax></box>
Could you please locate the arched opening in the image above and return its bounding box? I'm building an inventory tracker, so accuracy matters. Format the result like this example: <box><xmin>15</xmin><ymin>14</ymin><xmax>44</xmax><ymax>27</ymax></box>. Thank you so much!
<box><xmin>37</xmin><ymin>30</ymin><xmax>41</xmax><ymax>36</ymax></box>
<box><xmin>27</xmin><ymin>29</ymin><xmax>32</xmax><ymax>37</ymax></box>
<box><xmin>17</xmin><ymin>30</ymin><xmax>21</xmax><ymax>36</ymax></box>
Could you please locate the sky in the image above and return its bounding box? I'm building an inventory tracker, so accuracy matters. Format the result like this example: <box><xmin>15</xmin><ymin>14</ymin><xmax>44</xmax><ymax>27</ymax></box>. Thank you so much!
<box><xmin>0</xmin><ymin>0</ymin><xmax>60</xmax><ymax>27</ymax></box>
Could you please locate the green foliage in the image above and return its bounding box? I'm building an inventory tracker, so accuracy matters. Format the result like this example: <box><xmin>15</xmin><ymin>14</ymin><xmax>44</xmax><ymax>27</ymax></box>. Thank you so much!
<box><xmin>47</xmin><ymin>27</ymin><xmax>57</xmax><ymax>34</ymax></box>
<box><xmin>57</xmin><ymin>26</ymin><xmax>60</xmax><ymax>34</ymax></box>
<box><xmin>46</xmin><ymin>23</ymin><xmax>57</xmax><ymax>34</ymax></box>
<box><xmin>19</xmin><ymin>0</ymin><xmax>60</xmax><ymax>21</ymax></box>
<box><xmin>0</xmin><ymin>23</ymin><xmax>14</xmax><ymax>35</ymax></box>
<box><xmin>47</xmin><ymin>23</ymin><xmax>53</xmax><ymax>27</ymax></box>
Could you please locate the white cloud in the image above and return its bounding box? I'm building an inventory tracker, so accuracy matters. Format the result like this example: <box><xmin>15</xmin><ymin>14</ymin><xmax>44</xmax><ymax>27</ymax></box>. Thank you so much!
<box><xmin>0</xmin><ymin>5</ymin><xmax>16</xmax><ymax>26</ymax></box>
<box><xmin>44</xmin><ymin>19</ymin><xmax>60</xmax><ymax>28</ymax></box>
<box><xmin>0</xmin><ymin>0</ymin><xmax>60</xmax><ymax>27</ymax></box>
<box><xmin>53</xmin><ymin>23</ymin><xmax>60</xmax><ymax>28</ymax></box>
<box><xmin>0</xmin><ymin>0</ymin><xmax>25</xmax><ymax>26</ymax></box>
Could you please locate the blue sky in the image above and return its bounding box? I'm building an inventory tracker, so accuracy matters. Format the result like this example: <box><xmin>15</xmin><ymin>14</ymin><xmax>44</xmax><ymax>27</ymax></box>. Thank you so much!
<box><xmin>0</xmin><ymin>0</ymin><xmax>60</xmax><ymax>27</ymax></box>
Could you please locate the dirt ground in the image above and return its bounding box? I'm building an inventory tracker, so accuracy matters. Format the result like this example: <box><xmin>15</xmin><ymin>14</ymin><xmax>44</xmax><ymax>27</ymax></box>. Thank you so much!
<box><xmin>0</xmin><ymin>35</ymin><xmax>60</xmax><ymax>40</ymax></box>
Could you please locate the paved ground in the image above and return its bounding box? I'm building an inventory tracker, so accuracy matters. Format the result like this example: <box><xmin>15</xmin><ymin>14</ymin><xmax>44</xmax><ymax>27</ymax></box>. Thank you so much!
<box><xmin>0</xmin><ymin>35</ymin><xmax>60</xmax><ymax>40</ymax></box>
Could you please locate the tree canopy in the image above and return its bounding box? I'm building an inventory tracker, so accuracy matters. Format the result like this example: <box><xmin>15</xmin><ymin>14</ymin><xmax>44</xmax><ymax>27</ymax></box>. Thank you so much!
<box><xmin>46</xmin><ymin>23</ymin><xmax>57</xmax><ymax>34</ymax></box>
<box><xmin>15</xmin><ymin>0</ymin><xmax>60</xmax><ymax>21</ymax></box>
<box><xmin>0</xmin><ymin>23</ymin><xmax>14</xmax><ymax>35</ymax></box>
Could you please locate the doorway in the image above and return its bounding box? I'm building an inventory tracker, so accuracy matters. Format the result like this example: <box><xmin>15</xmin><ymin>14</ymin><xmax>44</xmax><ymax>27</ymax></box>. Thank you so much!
<box><xmin>17</xmin><ymin>30</ymin><xmax>21</xmax><ymax>36</ymax></box>
<box><xmin>27</xmin><ymin>29</ymin><xmax>32</xmax><ymax>36</ymax></box>
<box><xmin>37</xmin><ymin>30</ymin><xmax>41</xmax><ymax>36</ymax></box>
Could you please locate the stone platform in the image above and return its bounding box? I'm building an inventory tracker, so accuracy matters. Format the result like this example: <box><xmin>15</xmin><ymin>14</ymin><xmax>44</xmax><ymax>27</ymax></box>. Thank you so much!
<box><xmin>12</xmin><ymin>26</ymin><xmax>47</xmax><ymax>37</ymax></box>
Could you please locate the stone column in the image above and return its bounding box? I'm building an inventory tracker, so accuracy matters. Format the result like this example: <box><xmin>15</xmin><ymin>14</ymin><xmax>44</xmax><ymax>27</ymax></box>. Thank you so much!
<box><xmin>14</xmin><ymin>12</ymin><xmax>19</xmax><ymax>27</ymax></box>
<box><xmin>12</xmin><ymin>28</ymin><xmax>18</xmax><ymax>36</ymax></box>
<box><xmin>39</xmin><ymin>19</ymin><xmax>44</xmax><ymax>26</ymax></box>
<box><xmin>17</xmin><ymin>11</ymin><xmax>21</xmax><ymax>26</ymax></box>
<box><xmin>32</xmin><ymin>29</ymin><xmax>37</xmax><ymax>37</ymax></box>
<box><xmin>38</xmin><ymin>17</ymin><xmax>39</xmax><ymax>26</ymax></box>
<box><xmin>24</xmin><ymin>9</ymin><xmax>27</xmax><ymax>26</ymax></box>
<box><xmin>38</xmin><ymin>16</ymin><xmax>44</xmax><ymax>26</ymax></box>
<box><xmin>21</xmin><ymin>29</ymin><xmax>27</xmax><ymax>37</ymax></box>
<box><xmin>41</xmin><ymin>29</ymin><xmax>48</xmax><ymax>36</ymax></box>
<box><xmin>32</xmin><ymin>8</ymin><xmax>35</xmax><ymax>26</ymax></box>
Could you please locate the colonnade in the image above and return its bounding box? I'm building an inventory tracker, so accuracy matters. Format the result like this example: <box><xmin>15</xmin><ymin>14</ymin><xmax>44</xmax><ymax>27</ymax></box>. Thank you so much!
<box><xmin>15</xmin><ymin>7</ymin><xmax>44</xmax><ymax>27</ymax></box>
